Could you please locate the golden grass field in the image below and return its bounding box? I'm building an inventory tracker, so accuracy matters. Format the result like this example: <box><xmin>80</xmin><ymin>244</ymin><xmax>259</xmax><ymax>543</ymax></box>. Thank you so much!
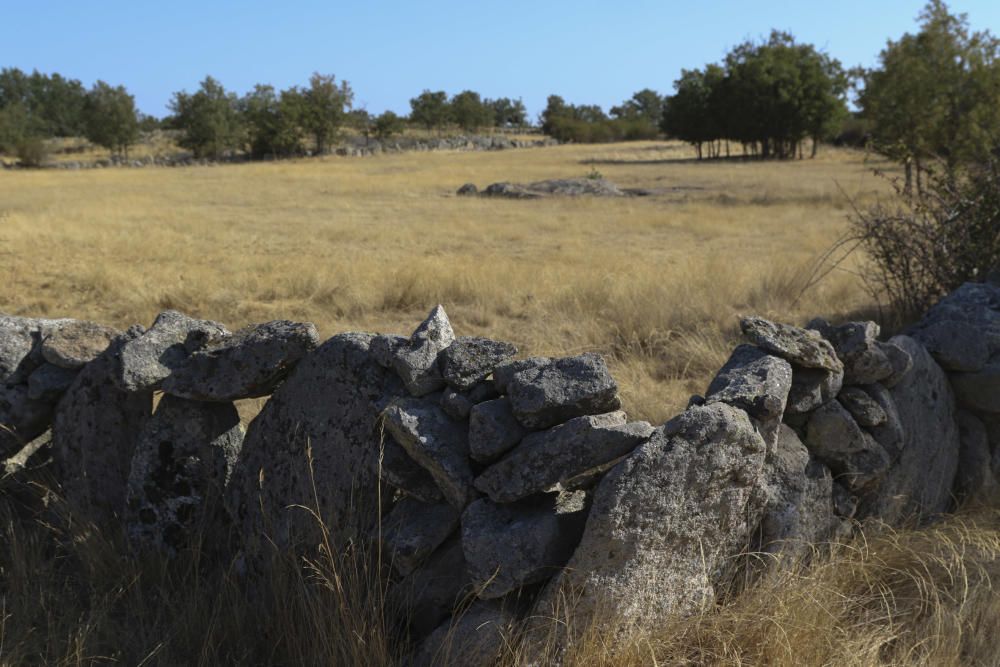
<box><xmin>0</xmin><ymin>140</ymin><xmax>893</xmax><ymax>424</ymax></box>
<box><xmin>2</xmin><ymin>141</ymin><xmax>1000</xmax><ymax>665</ymax></box>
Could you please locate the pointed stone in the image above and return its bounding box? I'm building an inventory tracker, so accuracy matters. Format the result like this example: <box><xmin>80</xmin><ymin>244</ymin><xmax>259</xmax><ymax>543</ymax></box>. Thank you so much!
<box><xmin>390</xmin><ymin>305</ymin><xmax>455</xmax><ymax>397</ymax></box>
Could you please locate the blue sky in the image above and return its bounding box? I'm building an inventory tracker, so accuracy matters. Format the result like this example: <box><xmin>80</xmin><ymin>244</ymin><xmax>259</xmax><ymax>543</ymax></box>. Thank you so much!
<box><xmin>4</xmin><ymin>1</ymin><xmax>999</xmax><ymax>119</ymax></box>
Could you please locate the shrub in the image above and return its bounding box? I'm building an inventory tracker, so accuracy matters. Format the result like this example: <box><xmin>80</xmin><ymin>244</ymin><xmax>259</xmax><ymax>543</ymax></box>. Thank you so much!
<box><xmin>848</xmin><ymin>161</ymin><xmax>1000</xmax><ymax>317</ymax></box>
<box><xmin>15</xmin><ymin>135</ymin><xmax>48</xmax><ymax>166</ymax></box>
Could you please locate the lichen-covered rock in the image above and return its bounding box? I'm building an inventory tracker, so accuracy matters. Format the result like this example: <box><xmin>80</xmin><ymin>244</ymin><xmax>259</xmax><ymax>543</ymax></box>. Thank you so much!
<box><xmin>534</xmin><ymin>403</ymin><xmax>768</xmax><ymax>635</ymax></box>
<box><xmin>116</xmin><ymin>311</ymin><xmax>229</xmax><ymax>392</ymax></box>
<box><xmin>162</xmin><ymin>320</ymin><xmax>319</xmax><ymax>401</ymax></box>
<box><xmin>475</xmin><ymin>412</ymin><xmax>652</xmax><ymax>503</ymax></box>
<box><xmin>0</xmin><ymin>316</ymin><xmax>35</xmax><ymax>383</ymax></box>
<box><xmin>913</xmin><ymin>319</ymin><xmax>990</xmax><ymax>372</ymax></box>
<box><xmin>370</xmin><ymin>334</ymin><xmax>406</xmax><ymax>369</ymax></box>
<box><xmin>40</xmin><ymin>320</ymin><xmax>119</xmax><ymax>369</ymax></box>
<box><xmin>126</xmin><ymin>396</ymin><xmax>243</xmax><ymax>555</ymax></box>
<box><xmin>954</xmin><ymin>410</ymin><xmax>994</xmax><ymax>501</ymax></box>
<box><xmin>741</xmin><ymin>316</ymin><xmax>843</xmax><ymax>373</ymax></box>
<box><xmin>859</xmin><ymin>336</ymin><xmax>960</xmax><ymax>523</ymax></box>
<box><xmin>506</xmin><ymin>353</ymin><xmax>620</xmax><ymax>429</ymax></box>
<box><xmin>52</xmin><ymin>330</ymin><xmax>153</xmax><ymax>522</ymax></box>
<box><xmin>381</xmin><ymin>397</ymin><xmax>475</xmax><ymax>509</ymax></box>
<box><xmin>440</xmin><ymin>337</ymin><xmax>517</xmax><ymax>391</ymax></box>
<box><xmin>0</xmin><ymin>383</ymin><xmax>55</xmax><ymax>458</ymax></box>
<box><xmin>837</xmin><ymin>386</ymin><xmax>887</xmax><ymax>428</ymax></box>
<box><xmin>461</xmin><ymin>492</ymin><xmax>589</xmax><ymax>599</ymax></box>
<box><xmin>379</xmin><ymin>435</ymin><xmax>445</xmax><ymax>503</ymax></box>
<box><xmin>408</xmin><ymin>600</ymin><xmax>515</xmax><ymax>667</ymax></box>
<box><xmin>390</xmin><ymin>305</ymin><xmax>455</xmax><ymax>397</ymax></box>
<box><xmin>705</xmin><ymin>344</ymin><xmax>792</xmax><ymax>448</ymax></box>
<box><xmin>25</xmin><ymin>364</ymin><xmax>77</xmax><ymax>404</ymax></box>
<box><xmin>380</xmin><ymin>496</ymin><xmax>460</xmax><ymax>576</ymax></box>
<box><xmin>492</xmin><ymin>357</ymin><xmax>548</xmax><ymax>395</ymax></box>
<box><xmin>468</xmin><ymin>397</ymin><xmax>529</xmax><ymax>464</ymax></box>
<box><xmin>805</xmin><ymin>400</ymin><xmax>891</xmax><ymax>491</ymax></box>
<box><xmin>226</xmin><ymin>333</ymin><xmax>400</xmax><ymax>557</ymax></box>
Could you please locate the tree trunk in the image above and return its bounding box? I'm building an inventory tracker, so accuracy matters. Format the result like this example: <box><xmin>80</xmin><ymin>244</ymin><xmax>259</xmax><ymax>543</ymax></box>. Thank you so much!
<box><xmin>811</xmin><ymin>136</ymin><xmax>818</xmax><ymax>158</ymax></box>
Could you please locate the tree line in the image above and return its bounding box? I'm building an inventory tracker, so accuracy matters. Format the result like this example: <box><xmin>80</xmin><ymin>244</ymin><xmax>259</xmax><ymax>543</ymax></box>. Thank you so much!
<box><xmin>1</xmin><ymin>1</ymin><xmax>998</xmax><ymax>168</ymax></box>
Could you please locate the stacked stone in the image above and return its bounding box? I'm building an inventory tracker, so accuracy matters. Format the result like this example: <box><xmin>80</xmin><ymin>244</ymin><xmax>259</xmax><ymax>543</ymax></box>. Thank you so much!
<box><xmin>357</xmin><ymin>306</ymin><xmax>654</xmax><ymax>663</ymax></box>
<box><xmin>908</xmin><ymin>282</ymin><xmax>1000</xmax><ymax>500</ymax></box>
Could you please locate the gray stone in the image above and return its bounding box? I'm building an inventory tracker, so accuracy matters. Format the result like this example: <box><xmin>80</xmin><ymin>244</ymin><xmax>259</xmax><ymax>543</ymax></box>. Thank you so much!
<box><xmin>371</xmin><ymin>334</ymin><xmax>406</xmax><ymax>369</ymax></box>
<box><xmin>493</xmin><ymin>357</ymin><xmax>548</xmax><ymax>395</ymax></box>
<box><xmin>534</xmin><ymin>403</ymin><xmax>768</xmax><ymax>635</ymax></box>
<box><xmin>456</xmin><ymin>182</ymin><xmax>479</xmax><ymax>196</ymax></box>
<box><xmin>27</xmin><ymin>363</ymin><xmax>79</xmax><ymax>402</ymax></box>
<box><xmin>913</xmin><ymin>319</ymin><xmax>989</xmax><ymax>372</ymax></box>
<box><xmin>756</xmin><ymin>425</ymin><xmax>843</xmax><ymax>560</ymax></box>
<box><xmin>832</xmin><ymin>483</ymin><xmax>859</xmax><ymax>519</ymax></box>
<box><xmin>837</xmin><ymin>386</ymin><xmax>887</xmax><ymax>428</ymax></box>
<box><xmin>705</xmin><ymin>345</ymin><xmax>792</xmax><ymax>422</ymax></box>
<box><xmin>395</xmin><ymin>537</ymin><xmax>472</xmax><ymax>638</ymax></box>
<box><xmin>382</xmin><ymin>397</ymin><xmax>475</xmax><ymax>509</ymax></box>
<box><xmin>879</xmin><ymin>341</ymin><xmax>914</xmax><ymax>388</ymax></box>
<box><xmin>859</xmin><ymin>336</ymin><xmax>960</xmax><ymax>523</ymax></box>
<box><xmin>162</xmin><ymin>320</ymin><xmax>319</xmax><ymax>401</ymax></box>
<box><xmin>468</xmin><ymin>398</ymin><xmax>529</xmax><ymax>464</ymax></box>
<box><xmin>917</xmin><ymin>282</ymin><xmax>1000</xmax><ymax>357</ymax></box>
<box><xmin>126</xmin><ymin>396</ymin><xmax>243</xmax><ymax>556</ymax></box>
<box><xmin>0</xmin><ymin>316</ymin><xmax>35</xmax><ymax>382</ymax></box>
<box><xmin>954</xmin><ymin>410</ymin><xmax>993</xmax><ymax>501</ymax></box>
<box><xmin>441</xmin><ymin>336</ymin><xmax>517</xmax><ymax>391</ymax></box>
<box><xmin>812</xmin><ymin>320</ymin><xmax>894</xmax><ymax>385</ymax></box>
<box><xmin>379</xmin><ymin>435</ymin><xmax>444</xmax><ymax>503</ymax></box>
<box><xmin>441</xmin><ymin>380</ymin><xmax>499</xmax><ymax>421</ymax></box>
<box><xmin>475</xmin><ymin>412</ymin><xmax>652</xmax><ymax>503</ymax></box>
<box><xmin>740</xmin><ymin>316</ymin><xmax>843</xmax><ymax>373</ymax></box>
<box><xmin>507</xmin><ymin>353</ymin><xmax>620</xmax><ymax>429</ymax></box>
<box><xmin>461</xmin><ymin>492</ymin><xmax>589</xmax><ymax>599</ymax></box>
<box><xmin>860</xmin><ymin>383</ymin><xmax>904</xmax><ymax>458</ymax></box>
<box><xmin>380</xmin><ymin>496</ymin><xmax>460</xmax><ymax>576</ymax></box>
<box><xmin>786</xmin><ymin>364</ymin><xmax>843</xmax><ymax>414</ymax></box>
<box><xmin>804</xmin><ymin>400</ymin><xmax>891</xmax><ymax>491</ymax></box>
<box><xmin>40</xmin><ymin>320</ymin><xmax>119</xmax><ymax>369</ymax></box>
<box><xmin>950</xmin><ymin>363</ymin><xmax>1000</xmax><ymax>413</ymax></box>
<box><xmin>117</xmin><ymin>310</ymin><xmax>229</xmax><ymax>392</ymax></box>
<box><xmin>390</xmin><ymin>305</ymin><xmax>456</xmax><ymax>397</ymax></box>
<box><xmin>408</xmin><ymin>600</ymin><xmax>515</xmax><ymax>667</ymax></box>
<box><xmin>51</xmin><ymin>330</ymin><xmax>153</xmax><ymax>522</ymax></box>
<box><xmin>0</xmin><ymin>383</ymin><xmax>55</xmax><ymax>459</ymax></box>
<box><xmin>226</xmin><ymin>333</ymin><xmax>401</xmax><ymax>557</ymax></box>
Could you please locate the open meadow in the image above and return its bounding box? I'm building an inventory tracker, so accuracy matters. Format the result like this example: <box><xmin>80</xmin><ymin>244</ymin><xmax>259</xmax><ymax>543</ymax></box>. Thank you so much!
<box><xmin>0</xmin><ymin>140</ymin><xmax>894</xmax><ymax>424</ymax></box>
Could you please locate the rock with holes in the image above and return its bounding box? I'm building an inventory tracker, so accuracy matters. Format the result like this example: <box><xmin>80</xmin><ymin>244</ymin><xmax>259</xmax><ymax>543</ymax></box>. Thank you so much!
<box><xmin>52</xmin><ymin>330</ymin><xmax>153</xmax><ymax>522</ymax></box>
<box><xmin>116</xmin><ymin>311</ymin><xmax>230</xmax><ymax>392</ymax></box>
<box><xmin>441</xmin><ymin>337</ymin><xmax>517</xmax><ymax>391</ymax></box>
<box><xmin>40</xmin><ymin>320</ymin><xmax>119</xmax><ymax>369</ymax></box>
<box><xmin>382</xmin><ymin>397</ymin><xmax>474</xmax><ymax>509</ymax></box>
<box><xmin>162</xmin><ymin>320</ymin><xmax>319</xmax><ymax>401</ymax></box>
<box><xmin>468</xmin><ymin>398</ymin><xmax>529</xmax><ymax>464</ymax></box>
<box><xmin>380</xmin><ymin>496</ymin><xmax>460</xmax><ymax>576</ymax></box>
<box><xmin>534</xmin><ymin>403</ymin><xmax>768</xmax><ymax>636</ymax></box>
<box><xmin>126</xmin><ymin>396</ymin><xmax>243</xmax><ymax>556</ymax></box>
<box><xmin>390</xmin><ymin>305</ymin><xmax>455</xmax><ymax>397</ymax></box>
<box><xmin>506</xmin><ymin>353</ymin><xmax>620</xmax><ymax>429</ymax></box>
<box><xmin>226</xmin><ymin>333</ymin><xmax>401</xmax><ymax>557</ymax></box>
<box><xmin>475</xmin><ymin>412</ymin><xmax>652</xmax><ymax>503</ymax></box>
<box><xmin>461</xmin><ymin>491</ymin><xmax>590</xmax><ymax>599</ymax></box>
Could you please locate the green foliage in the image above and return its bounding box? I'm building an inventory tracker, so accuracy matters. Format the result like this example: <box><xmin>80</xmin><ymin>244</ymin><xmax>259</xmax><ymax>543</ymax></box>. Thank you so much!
<box><xmin>83</xmin><ymin>81</ymin><xmax>139</xmax><ymax>158</ymax></box>
<box><xmin>240</xmin><ymin>84</ymin><xmax>305</xmax><ymax>158</ymax></box>
<box><xmin>372</xmin><ymin>111</ymin><xmax>405</xmax><ymax>139</ymax></box>
<box><xmin>858</xmin><ymin>1</ymin><xmax>1000</xmax><ymax>189</ymax></box>
<box><xmin>661</xmin><ymin>32</ymin><xmax>847</xmax><ymax>159</ymax></box>
<box><xmin>299</xmin><ymin>73</ymin><xmax>353</xmax><ymax>154</ymax></box>
<box><xmin>14</xmin><ymin>135</ymin><xmax>48</xmax><ymax>166</ymax></box>
<box><xmin>0</xmin><ymin>102</ymin><xmax>32</xmax><ymax>153</ymax></box>
<box><xmin>169</xmin><ymin>76</ymin><xmax>244</xmax><ymax>159</ymax></box>
<box><xmin>0</xmin><ymin>68</ymin><xmax>87</xmax><ymax>138</ymax></box>
<box><xmin>488</xmin><ymin>97</ymin><xmax>527</xmax><ymax>128</ymax></box>
<box><xmin>449</xmin><ymin>90</ymin><xmax>493</xmax><ymax>132</ymax></box>
<box><xmin>409</xmin><ymin>90</ymin><xmax>450</xmax><ymax>131</ymax></box>
<box><xmin>540</xmin><ymin>95</ymin><xmax>658</xmax><ymax>143</ymax></box>
<box><xmin>610</xmin><ymin>88</ymin><xmax>664</xmax><ymax>136</ymax></box>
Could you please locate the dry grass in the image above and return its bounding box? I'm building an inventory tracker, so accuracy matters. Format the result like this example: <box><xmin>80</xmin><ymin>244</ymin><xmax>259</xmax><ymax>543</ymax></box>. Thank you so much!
<box><xmin>0</xmin><ymin>140</ymin><xmax>893</xmax><ymax>423</ymax></box>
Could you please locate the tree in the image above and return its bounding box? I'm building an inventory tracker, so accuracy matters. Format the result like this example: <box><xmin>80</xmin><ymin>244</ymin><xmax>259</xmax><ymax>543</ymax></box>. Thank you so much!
<box><xmin>300</xmin><ymin>73</ymin><xmax>353</xmax><ymax>154</ymax></box>
<box><xmin>661</xmin><ymin>69</ymin><xmax>715</xmax><ymax>158</ymax></box>
<box><xmin>449</xmin><ymin>90</ymin><xmax>493</xmax><ymax>132</ymax></box>
<box><xmin>83</xmin><ymin>81</ymin><xmax>139</xmax><ymax>158</ymax></box>
<box><xmin>169</xmin><ymin>76</ymin><xmax>243</xmax><ymax>159</ymax></box>
<box><xmin>409</xmin><ymin>90</ymin><xmax>450</xmax><ymax>131</ymax></box>
<box><xmin>611</xmin><ymin>88</ymin><xmax>664</xmax><ymax>126</ymax></box>
<box><xmin>858</xmin><ymin>1</ymin><xmax>1000</xmax><ymax>191</ymax></box>
<box><xmin>373</xmin><ymin>111</ymin><xmax>405</xmax><ymax>139</ymax></box>
<box><xmin>489</xmin><ymin>97</ymin><xmax>527</xmax><ymax>128</ymax></box>
<box><xmin>240</xmin><ymin>84</ymin><xmax>304</xmax><ymax>158</ymax></box>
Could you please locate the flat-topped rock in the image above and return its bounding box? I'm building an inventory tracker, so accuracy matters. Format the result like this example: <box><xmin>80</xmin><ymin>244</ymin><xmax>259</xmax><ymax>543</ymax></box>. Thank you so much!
<box><xmin>382</xmin><ymin>396</ymin><xmax>475</xmax><ymax>509</ymax></box>
<box><xmin>440</xmin><ymin>336</ymin><xmax>517</xmax><ymax>391</ymax></box>
<box><xmin>741</xmin><ymin>316</ymin><xmax>843</xmax><ymax>373</ymax></box>
<box><xmin>474</xmin><ymin>412</ymin><xmax>652</xmax><ymax>503</ymax></box>
<box><xmin>506</xmin><ymin>353</ymin><xmax>620</xmax><ymax>429</ymax></box>
<box><xmin>40</xmin><ymin>320</ymin><xmax>119</xmax><ymax>369</ymax></box>
<box><xmin>116</xmin><ymin>310</ymin><xmax>229</xmax><ymax>392</ymax></box>
<box><xmin>162</xmin><ymin>320</ymin><xmax>319</xmax><ymax>401</ymax></box>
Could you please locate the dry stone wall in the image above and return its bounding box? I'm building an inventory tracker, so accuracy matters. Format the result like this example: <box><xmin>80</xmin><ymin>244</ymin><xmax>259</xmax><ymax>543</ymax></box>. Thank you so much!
<box><xmin>2</xmin><ymin>282</ymin><xmax>998</xmax><ymax>663</ymax></box>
